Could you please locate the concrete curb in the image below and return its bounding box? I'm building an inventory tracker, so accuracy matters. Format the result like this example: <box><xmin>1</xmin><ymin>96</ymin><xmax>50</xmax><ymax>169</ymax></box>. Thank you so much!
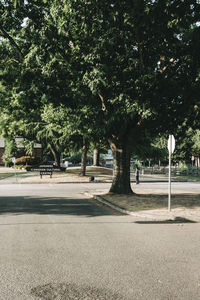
<box><xmin>85</xmin><ymin>193</ymin><xmax>177</xmax><ymax>221</ymax></box>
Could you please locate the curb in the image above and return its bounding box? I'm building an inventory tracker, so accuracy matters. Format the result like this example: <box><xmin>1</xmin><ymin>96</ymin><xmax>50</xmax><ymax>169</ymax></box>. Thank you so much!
<box><xmin>85</xmin><ymin>193</ymin><xmax>177</xmax><ymax>221</ymax></box>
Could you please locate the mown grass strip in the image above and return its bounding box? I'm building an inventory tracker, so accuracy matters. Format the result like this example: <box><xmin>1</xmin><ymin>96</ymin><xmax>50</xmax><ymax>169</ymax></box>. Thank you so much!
<box><xmin>0</xmin><ymin>173</ymin><xmax>15</xmax><ymax>180</ymax></box>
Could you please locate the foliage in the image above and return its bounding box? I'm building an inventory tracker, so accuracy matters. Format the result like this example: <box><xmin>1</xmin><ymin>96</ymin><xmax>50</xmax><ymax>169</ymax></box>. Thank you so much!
<box><xmin>68</xmin><ymin>151</ymin><xmax>93</xmax><ymax>165</ymax></box>
<box><xmin>132</xmin><ymin>133</ymin><xmax>168</xmax><ymax>163</ymax></box>
<box><xmin>131</xmin><ymin>160</ymin><xmax>142</xmax><ymax>170</ymax></box>
<box><xmin>2</xmin><ymin>1</ymin><xmax>199</xmax><ymax>138</ymax></box>
<box><xmin>67</xmin><ymin>152</ymin><xmax>82</xmax><ymax>165</ymax></box>
<box><xmin>178</xmin><ymin>161</ymin><xmax>189</xmax><ymax>172</ymax></box>
<box><xmin>173</xmin><ymin>128</ymin><xmax>200</xmax><ymax>163</ymax></box>
<box><xmin>191</xmin><ymin>130</ymin><xmax>200</xmax><ymax>157</ymax></box>
<box><xmin>3</xmin><ymin>138</ymin><xmax>17</xmax><ymax>166</ymax></box>
<box><xmin>56</xmin><ymin>0</ymin><xmax>200</xmax><ymax>138</ymax></box>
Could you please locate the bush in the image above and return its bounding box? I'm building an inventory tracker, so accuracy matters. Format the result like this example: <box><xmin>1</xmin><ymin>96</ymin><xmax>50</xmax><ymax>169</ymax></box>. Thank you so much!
<box><xmin>131</xmin><ymin>160</ymin><xmax>142</xmax><ymax>170</ymax></box>
<box><xmin>4</xmin><ymin>161</ymin><xmax>12</xmax><ymax>167</ymax></box>
<box><xmin>15</xmin><ymin>156</ymin><xmax>41</xmax><ymax>166</ymax></box>
<box><xmin>12</xmin><ymin>164</ymin><xmax>31</xmax><ymax>169</ymax></box>
<box><xmin>68</xmin><ymin>152</ymin><xmax>93</xmax><ymax>165</ymax></box>
<box><xmin>68</xmin><ymin>153</ymin><xmax>81</xmax><ymax>165</ymax></box>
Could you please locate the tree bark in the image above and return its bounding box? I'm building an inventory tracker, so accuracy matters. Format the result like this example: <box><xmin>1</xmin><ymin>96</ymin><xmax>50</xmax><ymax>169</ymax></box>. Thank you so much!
<box><xmin>49</xmin><ymin>144</ymin><xmax>60</xmax><ymax>167</ymax></box>
<box><xmin>80</xmin><ymin>137</ymin><xmax>89</xmax><ymax>176</ymax></box>
<box><xmin>109</xmin><ymin>139</ymin><xmax>133</xmax><ymax>194</ymax></box>
<box><xmin>93</xmin><ymin>148</ymin><xmax>100</xmax><ymax>166</ymax></box>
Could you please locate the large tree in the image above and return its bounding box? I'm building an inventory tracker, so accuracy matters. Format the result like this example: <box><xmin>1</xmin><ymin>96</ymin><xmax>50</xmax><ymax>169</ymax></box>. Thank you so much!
<box><xmin>54</xmin><ymin>0</ymin><xmax>200</xmax><ymax>193</ymax></box>
<box><xmin>1</xmin><ymin>0</ymin><xmax>200</xmax><ymax>194</ymax></box>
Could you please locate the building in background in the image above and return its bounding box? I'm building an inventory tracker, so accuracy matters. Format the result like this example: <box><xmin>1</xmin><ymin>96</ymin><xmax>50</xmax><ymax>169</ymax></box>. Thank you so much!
<box><xmin>0</xmin><ymin>139</ymin><xmax>5</xmax><ymax>165</ymax></box>
<box><xmin>0</xmin><ymin>138</ymin><xmax>42</xmax><ymax>166</ymax></box>
<box><xmin>103</xmin><ymin>149</ymin><xmax>113</xmax><ymax>168</ymax></box>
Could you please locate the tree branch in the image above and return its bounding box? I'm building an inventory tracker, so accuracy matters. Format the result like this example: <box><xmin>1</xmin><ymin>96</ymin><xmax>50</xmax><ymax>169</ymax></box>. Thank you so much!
<box><xmin>0</xmin><ymin>22</ymin><xmax>24</xmax><ymax>61</ymax></box>
<box><xmin>18</xmin><ymin>6</ymin><xmax>70</xmax><ymax>61</ymax></box>
<box><xmin>98</xmin><ymin>90</ymin><xmax>106</xmax><ymax>111</ymax></box>
<box><xmin>138</xmin><ymin>41</ymin><xmax>145</xmax><ymax>73</ymax></box>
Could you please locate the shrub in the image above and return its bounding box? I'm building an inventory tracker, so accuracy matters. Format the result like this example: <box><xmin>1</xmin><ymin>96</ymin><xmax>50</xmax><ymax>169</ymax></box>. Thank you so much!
<box><xmin>131</xmin><ymin>160</ymin><xmax>142</xmax><ymax>170</ymax></box>
<box><xmin>15</xmin><ymin>156</ymin><xmax>41</xmax><ymax>166</ymax></box>
<box><xmin>68</xmin><ymin>153</ymin><xmax>81</xmax><ymax>164</ymax></box>
<box><xmin>68</xmin><ymin>152</ymin><xmax>93</xmax><ymax>165</ymax></box>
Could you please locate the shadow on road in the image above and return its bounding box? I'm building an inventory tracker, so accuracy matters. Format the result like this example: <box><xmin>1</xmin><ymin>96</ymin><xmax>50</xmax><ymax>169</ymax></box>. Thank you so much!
<box><xmin>135</xmin><ymin>217</ymin><xmax>196</xmax><ymax>224</ymax></box>
<box><xmin>0</xmin><ymin>196</ymin><xmax>117</xmax><ymax>217</ymax></box>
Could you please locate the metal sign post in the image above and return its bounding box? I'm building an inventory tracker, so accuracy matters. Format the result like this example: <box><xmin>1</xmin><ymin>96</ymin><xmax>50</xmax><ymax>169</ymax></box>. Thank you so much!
<box><xmin>168</xmin><ymin>140</ymin><xmax>172</xmax><ymax>212</ymax></box>
<box><xmin>167</xmin><ymin>135</ymin><xmax>175</xmax><ymax>212</ymax></box>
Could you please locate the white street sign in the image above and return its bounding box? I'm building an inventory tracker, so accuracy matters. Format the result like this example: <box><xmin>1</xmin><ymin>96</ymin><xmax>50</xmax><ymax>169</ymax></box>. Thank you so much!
<box><xmin>168</xmin><ymin>135</ymin><xmax>175</xmax><ymax>154</ymax></box>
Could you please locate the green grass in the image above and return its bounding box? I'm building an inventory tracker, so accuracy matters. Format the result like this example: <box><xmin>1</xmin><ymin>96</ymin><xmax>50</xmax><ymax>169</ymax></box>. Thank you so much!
<box><xmin>174</xmin><ymin>174</ymin><xmax>200</xmax><ymax>182</ymax></box>
<box><xmin>0</xmin><ymin>173</ymin><xmax>15</xmax><ymax>180</ymax></box>
<box><xmin>0</xmin><ymin>172</ymin><xmax>28</xmax><ymax>180</ymax></box>
<box><xmin>103</xmin><ymin>193</ymin><xmax>200</xmax><ymax>212</ymax></box>
<box><xmin>67</xmin><ymin>166</ymin><xmax>113</xmax><ymax>177</ymax></box>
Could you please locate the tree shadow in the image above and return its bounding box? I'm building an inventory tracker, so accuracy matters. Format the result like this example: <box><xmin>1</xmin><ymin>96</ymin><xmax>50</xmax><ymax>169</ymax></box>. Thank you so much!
<box><xmin>0</xmin><ymin>196</ymin><xmax>117</xmax><ymax>217</ymax></box>
<box><xmin>135</xmin><ymin>217</ymin><xmax>196</xmax><ymax>224</ymax></box>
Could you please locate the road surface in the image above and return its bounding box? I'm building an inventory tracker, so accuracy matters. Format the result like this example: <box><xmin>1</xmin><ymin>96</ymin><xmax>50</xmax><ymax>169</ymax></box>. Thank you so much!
<box><xmin>0</xmin><ymin>183</ymin><xmax>200</xmax><ymax>299</ymax></box>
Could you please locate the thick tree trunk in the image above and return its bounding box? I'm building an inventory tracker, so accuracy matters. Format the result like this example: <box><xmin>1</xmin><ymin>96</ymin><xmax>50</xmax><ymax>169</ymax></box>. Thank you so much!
<box><xmin>109</xmin><ymin>139</ymin><xmax>133</xmax><ymax>194</ymax></box>
<box><xmin>93</xmin><ymin>148</ymin><xmax>100</xmax><ymax>166</ymax></box>
<box><xmin>49</xmin><ymin>144</ymin><xmax>60</xmax><ymax>167</ymax></box>
<box><xmin>80</xmin><ymin>137</ymin><xmax>89</xmax><ymax>176</ymax></box>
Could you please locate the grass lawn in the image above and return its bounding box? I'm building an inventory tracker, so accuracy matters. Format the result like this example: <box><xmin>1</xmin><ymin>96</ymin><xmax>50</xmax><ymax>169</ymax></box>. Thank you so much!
<box><xmin>0</xmin><ymin>173</ymin><xmax>16</xmax><ymax>180</ymax></box>
<box><xmin>102</xmin><ymin>193</ymin><xmax>200</xmax><ymax>212</ymax></box>
<box><xmin>0</xmin><ymin>172</ymin><xmax>28</xmax><ymax>180</ymax></box>
<box><xmin>176</xmin><ymin>174</ymin><xmax>200</xmax><ymax>182</ymax></box>
<box><xmin>10</xmin><ymin>166</ymin><xmax>113</xmax><ymax>183</ymax></box>
<box><xmin>66</xmin><ymin>166</ymin><xmax>113</xmax><ymax>181</ymax></box>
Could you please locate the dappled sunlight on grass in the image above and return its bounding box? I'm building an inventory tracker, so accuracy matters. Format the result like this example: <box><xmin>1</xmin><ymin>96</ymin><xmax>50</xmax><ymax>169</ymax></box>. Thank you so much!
<box><xmin>66</xmin><ymin>166</ymin><xmax>113</xmax><ymax>181</ymax></box>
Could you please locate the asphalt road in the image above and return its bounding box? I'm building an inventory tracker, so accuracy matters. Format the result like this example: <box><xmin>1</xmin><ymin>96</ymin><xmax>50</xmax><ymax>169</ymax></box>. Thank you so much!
<box><xmin>0</xmin><ymin>183</ymin><xmax>200</xmax><ymax>299</ymax></box>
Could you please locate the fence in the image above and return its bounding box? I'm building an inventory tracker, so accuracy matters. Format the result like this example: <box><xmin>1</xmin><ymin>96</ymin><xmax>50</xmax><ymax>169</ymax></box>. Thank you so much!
<box><xmin>133</xmin><ymin>167</ymin><xmax>200</xmax><ymax>176</ymax></box>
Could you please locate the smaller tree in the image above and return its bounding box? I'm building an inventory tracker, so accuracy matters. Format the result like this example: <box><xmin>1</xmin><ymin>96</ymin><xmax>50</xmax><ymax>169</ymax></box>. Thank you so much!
<box><xmin>3</xmin><ymin>138</ymin><xmax>17</xmax><ymax>166</ymax></box>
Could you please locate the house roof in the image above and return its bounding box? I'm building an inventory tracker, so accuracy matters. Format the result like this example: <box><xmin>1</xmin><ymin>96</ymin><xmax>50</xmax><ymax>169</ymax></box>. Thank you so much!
<box><xmin>0</xmin><ymin>138</ymin><xmax>41</xmax><ymax>148</ymax></box>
